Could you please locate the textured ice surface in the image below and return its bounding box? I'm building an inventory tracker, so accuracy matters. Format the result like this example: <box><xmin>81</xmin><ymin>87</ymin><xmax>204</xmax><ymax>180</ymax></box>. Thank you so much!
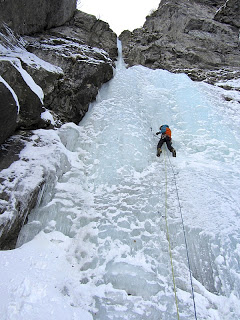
<box><xmin>3</xmin><ymin>42</ymin><xmax>240</xmax><ymax>320</ymax></box>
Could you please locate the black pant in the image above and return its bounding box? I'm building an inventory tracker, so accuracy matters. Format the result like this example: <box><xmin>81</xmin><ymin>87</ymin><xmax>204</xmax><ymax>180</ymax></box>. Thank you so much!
<box><xmin>157</xmin><ymin>135</ymin><xmax>173</xmax><ymax>152</ymax></box>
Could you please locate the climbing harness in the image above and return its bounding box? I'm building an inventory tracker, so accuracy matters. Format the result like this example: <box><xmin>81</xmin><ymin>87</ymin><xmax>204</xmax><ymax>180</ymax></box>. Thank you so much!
<box><xmin>164</xmin><ymin>145</ymin><xmax>198</xmax><ymax>320</ymax></box>
<box><xmin>163</xmin><ymin>148</ymin><xmax>180</xmax><ymax>320</ymax></box>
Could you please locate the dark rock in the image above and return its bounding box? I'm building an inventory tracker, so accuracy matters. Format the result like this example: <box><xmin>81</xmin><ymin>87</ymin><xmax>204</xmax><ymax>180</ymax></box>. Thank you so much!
<box><xmin>68</xmin><ymin>10</ymin><xmax>118</xmax><ymax>61</ymax></box>
<box><xmin>120</xmin><ymin>0</ymin><xmax>240</xmax><ymax>83</ymax></box>
<box><xmin>0</xmin><ymin>183</ymin><xmax>43</xmax><ymax>250</ymax></box>
<box><xmin>0</xmin><ymin>60</ymin><xmax>44</xmax><ymax>129</ymax></box>
<box><xmin>0</xmin><ymin>82</ymin><xmax>18</xmax><ymax>144</ymax></box>
<box><xmin>192</xmin><ymin>0</ymin><xmax>225</xmax><ymax>7</ymax></box>
<box><xmin>21</xmin><ymin>60</ymin><xmax>63</xmax><ymax>99</ymax></box>
<box><xmin>0</xmin><ymin>132</ymin><xmax>30</xmax><ymax>171</ymax></box>
<box><xmin>21</xmin><ymin>10</ymin><xmax>117</xmax><ymax>124</ymax></box>
<box><xmin>0</xmin><ymin>174</ymin><xmax>45</xmax><ymax>250</ymax></box>
<box><xmin>0</xmin><ymin>132</ymin><xmax>32</xmax><ymax>249</ymax></box>
<box><xmin>0</xmin><ymin>0</ymin><xmax>76</xmax><ymax>35</ymax></box>
<box><xmin>23</xmin><ymin>36</ymin><xmax>114</xmax><ymax>123</ymax></box>
<box><xmin>214</xmin><ymin>0</ymin><xmax>240</xmax><ymax>28</ymax></box>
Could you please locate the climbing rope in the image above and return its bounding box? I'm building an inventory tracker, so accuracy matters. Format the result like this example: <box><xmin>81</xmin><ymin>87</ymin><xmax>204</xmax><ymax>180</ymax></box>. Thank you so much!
<box><xmin>165</xmin><ymin>145</ymin><xmax>198</xmax><ymax>320</ymax></box>
<box><xmin>153</xmin><ymin>128</ymin><xmax>197</xmax><ymax>319</ymax></box>
<box><xmin>163</xmin><ymin>148</ymin><xmax>180</xmax><ymax>320</ymax></box>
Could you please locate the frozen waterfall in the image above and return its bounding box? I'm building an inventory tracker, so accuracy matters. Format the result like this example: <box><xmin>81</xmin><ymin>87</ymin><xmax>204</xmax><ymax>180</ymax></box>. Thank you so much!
<box><xmin>1</xmin><ymin>41</ymin><xmax>240</xmax><ymax>320</ymax></box>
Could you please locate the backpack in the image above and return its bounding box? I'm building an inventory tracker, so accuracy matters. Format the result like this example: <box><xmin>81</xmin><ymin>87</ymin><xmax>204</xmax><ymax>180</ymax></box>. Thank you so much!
<box><xmin>160</xmin><ymin>124</ymin><xmax>171</xmax><ymax>137</ymax></box>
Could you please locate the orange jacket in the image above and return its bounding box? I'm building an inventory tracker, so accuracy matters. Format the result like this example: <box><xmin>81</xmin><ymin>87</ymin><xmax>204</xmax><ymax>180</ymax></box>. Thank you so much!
<box><xmin>165</xmin><ymin>127</ymin><xmax>171</xmax><ymax>138</ymax></box>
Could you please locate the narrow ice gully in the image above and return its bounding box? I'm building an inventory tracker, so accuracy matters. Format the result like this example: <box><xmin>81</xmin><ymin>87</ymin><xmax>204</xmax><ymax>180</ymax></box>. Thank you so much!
<box><xmin>1</xmin><ymin>42</ymin><xmax>240</xmax><ymax>320</ymax></box>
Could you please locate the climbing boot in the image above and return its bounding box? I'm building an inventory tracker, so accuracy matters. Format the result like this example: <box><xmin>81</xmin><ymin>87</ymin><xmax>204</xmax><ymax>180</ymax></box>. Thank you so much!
<box><xmin>172</xmin><ymin>148</ymin><xmax>176</xmax><ymax>157</ymax></box>
<box><xmin>157</xmin><ymin>148</ymin><xmax>162</xmax><ymax>157</ymax></box>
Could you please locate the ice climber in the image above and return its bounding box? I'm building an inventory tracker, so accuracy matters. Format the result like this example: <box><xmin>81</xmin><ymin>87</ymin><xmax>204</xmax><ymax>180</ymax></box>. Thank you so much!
<box><xmin>156</xmin><ymin>124</ymin><xmax>176</xmax><ymax>157</ymax></box>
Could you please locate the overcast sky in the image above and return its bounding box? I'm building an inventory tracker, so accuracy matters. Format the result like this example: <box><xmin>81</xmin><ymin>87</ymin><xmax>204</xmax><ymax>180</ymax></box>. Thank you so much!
<box><xmin>78</xmin><ymin>0</ymin><xmax>160</xmax><ymax>35</ymax></box>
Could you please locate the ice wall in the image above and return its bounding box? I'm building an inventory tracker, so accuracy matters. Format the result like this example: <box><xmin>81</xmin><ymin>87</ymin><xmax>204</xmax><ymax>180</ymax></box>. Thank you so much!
<box><xmin>15</xmin><ymin>41</ymin><xmax>240</xmax><ymax>320</ymax></box>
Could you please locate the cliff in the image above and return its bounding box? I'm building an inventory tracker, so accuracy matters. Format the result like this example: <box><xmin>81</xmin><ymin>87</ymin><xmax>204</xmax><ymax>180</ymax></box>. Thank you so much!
<box><xmin>120</xmin><ymin>0</ymin><xmax>240</xmax><ymax>83</ymax></box>
<box><xmin>0</xmin><ymin>2</ymin><xmax>117</xmax><ymax>249</ymax></box>
<box><xmin>0</xmin><ymin>9</ymin><xmax>117</xmax><ymax>144</ymax></box>
<box><xmin>0</xmin><ymin>0</ymin><xmax>76</xmax><ymax>35</ymax></box>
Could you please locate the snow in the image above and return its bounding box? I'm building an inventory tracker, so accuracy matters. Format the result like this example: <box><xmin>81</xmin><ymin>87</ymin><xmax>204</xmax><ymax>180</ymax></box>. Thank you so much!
<box><xmin>0</xmin><ymin>231</ymin><xmax>93</xmax><ymax>320</ymax></box>
<box><xmin>29</xmin><ymin>36</ymin><xmax>113</xmax><ymax>65</ymax></box>
<box><xmin>9</xmin><ymin>58</ymin><xmax>44</xmax><ymax>103</ymax></box>
<box><xmin>216</xmin><ymin>78</ymin><xmax>240</xmax><ymax>89</ymax></box>
<box><xmin>1</xmin><ymin>41</ymin><xmax>240</xmax><ymax>319</ymax></box>
<box><xmin>0</xmin><ymin>28</ymin><xmax>63</xmax><ymax>74</ymax></box>
<box><xmin>41</xmin><ymin>110</ymin><xmax>56</xmax><ymax>125</ymax></box>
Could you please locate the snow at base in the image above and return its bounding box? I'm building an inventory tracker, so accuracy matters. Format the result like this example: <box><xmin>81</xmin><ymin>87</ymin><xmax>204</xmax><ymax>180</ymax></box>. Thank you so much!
<box><xmin>0</xmin><ymin>43</ymin><xmax>240</xmax><ymax>320</ymax></box>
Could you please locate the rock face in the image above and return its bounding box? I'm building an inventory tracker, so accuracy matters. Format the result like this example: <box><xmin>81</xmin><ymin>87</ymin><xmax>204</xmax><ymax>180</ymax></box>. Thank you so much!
<box><xmin>0</xmin><ymin>130</ymin><xmax>69</xmax><ymax>250</ymax></box>
<box><xmin>0</xmin><ymin>9</ymin><xmax>118</xmax><ymax>144</ymax></box>
<box><xmin>23</xmin><ymin>10</ymin><xmax>118</xmax><ymax>123</ymax></box>
<box><xmin>69</xmin><ymin>10</ymin><xmax>118</xmax><ymax>60</ymax></box>
<box><xmin>0</xmin><ymin>0</ymin><xmax>76</xmax><ymax>35</ymax></box>
<box><xmin>214</xmin><ymin>0</ymin><xmax>240</xmax><ymax>28</ymax></box>
<box><xmin>120</xmin><ymin>0</ymin><xmax>240</xmax><ymax>83</ymax></box>
<box><xmin>0</xmin><ymin>82</ymin><xmax>18</xmax><ymax>144</ymax></box>
<box><xmin>0</xmin><ymin>5</ymin><xmax>117</xmax><ymax>248</ymax></box>
<box><xmin>0</xmin><ymin>60</ymin><xmax>44</xmax><ymax>131</ymax></box>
